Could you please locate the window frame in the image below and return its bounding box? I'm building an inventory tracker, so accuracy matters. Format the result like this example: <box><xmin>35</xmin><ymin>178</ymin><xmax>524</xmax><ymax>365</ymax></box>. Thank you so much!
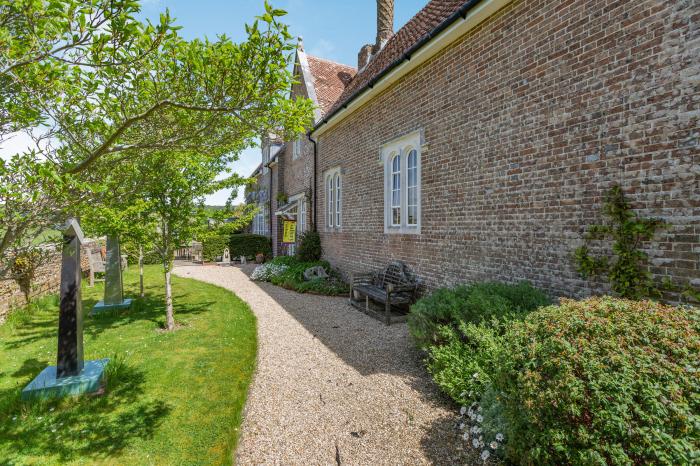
<box><xmin>324</xmin><ymin>167</ymin><xmax>342</xmax><ymax>231</ymax></box>
<box><xmin>382</xmin><ymin>130</ymin><xmax>423</xmax><ymax>234</ymax></box>
<box><xmin>292</xmin><ymin>136</ymin><xmax>302</xmax><ymax>160</ymax></box>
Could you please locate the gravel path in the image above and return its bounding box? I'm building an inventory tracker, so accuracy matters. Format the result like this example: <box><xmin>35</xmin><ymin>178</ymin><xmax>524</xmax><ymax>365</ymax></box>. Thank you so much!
<box><xmin>174</xmin><ymin>264</ymin><xmax>474</xmax><ymax>465</ymax></box>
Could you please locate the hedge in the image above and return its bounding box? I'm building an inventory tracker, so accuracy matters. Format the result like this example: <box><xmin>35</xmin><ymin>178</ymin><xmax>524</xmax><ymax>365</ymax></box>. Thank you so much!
<box><xmin>229</xmin><ymin>234</ymin><xmax>271</xmax><ymax>260</ymax></box>
<box><xmin>202</xmin><ymin>234</ymin><xmax>229</xmax><ymax>262</ymax></box>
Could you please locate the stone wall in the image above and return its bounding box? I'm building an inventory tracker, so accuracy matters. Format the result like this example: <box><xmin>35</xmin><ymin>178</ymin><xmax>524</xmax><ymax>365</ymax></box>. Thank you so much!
<box><xmin>316</xmin><ymin>0</ymin><xmax>700</xmax><ymax>299</ymax></box>
<box><xmin>0</xmin><ymin>246</ymin><xmax>93</xmax><ymax>319</ymax></box>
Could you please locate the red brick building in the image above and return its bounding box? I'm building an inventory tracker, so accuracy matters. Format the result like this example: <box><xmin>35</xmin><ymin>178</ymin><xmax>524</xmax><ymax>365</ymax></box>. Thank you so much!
<box><xmin>252</xmin><ymin>0</ymin><xmax>699</xmax><ymax>299</ymax></box>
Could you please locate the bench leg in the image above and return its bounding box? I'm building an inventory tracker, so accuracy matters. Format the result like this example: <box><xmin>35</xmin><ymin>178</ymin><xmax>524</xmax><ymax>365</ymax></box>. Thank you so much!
<box><xmin>385</xmin><ymin>299</ymin><xmax>391</xmax><ymax>326</ymax></box>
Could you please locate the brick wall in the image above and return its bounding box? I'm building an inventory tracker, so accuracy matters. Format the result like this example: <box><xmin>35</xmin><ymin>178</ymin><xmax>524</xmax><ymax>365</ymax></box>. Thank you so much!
<box><xmin>316</xmin><ymin>0</ymin><xmax>700</xmax><ymax>299</ymax></box>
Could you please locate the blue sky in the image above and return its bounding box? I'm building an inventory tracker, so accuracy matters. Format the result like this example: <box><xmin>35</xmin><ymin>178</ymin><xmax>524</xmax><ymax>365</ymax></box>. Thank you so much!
<box><xmin>139</xmin><ymin>0</ymin><xmax>428</xmax><ymax>204</ymax></box>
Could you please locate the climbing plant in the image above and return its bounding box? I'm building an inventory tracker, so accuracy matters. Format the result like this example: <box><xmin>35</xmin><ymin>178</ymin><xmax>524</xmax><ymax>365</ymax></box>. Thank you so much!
<box><xmin>574</xmin><ymin>185</ymin><xmax>667</xmax><ymax>299</ymax></box>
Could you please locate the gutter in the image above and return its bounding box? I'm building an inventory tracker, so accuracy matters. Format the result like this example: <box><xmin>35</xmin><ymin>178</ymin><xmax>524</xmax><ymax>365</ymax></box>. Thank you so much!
<box><xmin>311</xmin><ymin>0</ymin><xmax>511</xmax><ymax>136</ymax></box>
<box><xmin>308</xmin><ymin>132</ymin><xmax>318</xmax><ymax>231</ymax></box>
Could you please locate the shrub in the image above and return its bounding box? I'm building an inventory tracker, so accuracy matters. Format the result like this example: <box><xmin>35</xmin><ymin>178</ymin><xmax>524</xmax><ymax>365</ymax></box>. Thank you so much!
<box><xmin>495</xmin><ymin>297</ymin><xmax>700</xmax><ymax>465</ymax></box>
<box><xmin>251</xmin><ymin>256</ymin><xmax>348</xmax><ymax>296</ymax></box>
<box><xmin>426</xmin><ymin>321</ymin><xmax>503</xmax><ymax>405</ymax></box>
<box><xmin>229</xmin><ymin>234</ymin><xmax>271</xmax><ymax>260</ymax></box>
<box><xmin>408</xmin><ymin>281</ymin><xmax>550</xmax><ymax>349</ymax></box>
<box><xmin>296</xmin><ymin>231</ymin><xmax>322</xmax><ymax>262</ymax></box>
<box><xmin>202</xmin><ymin>234</ymin><xmax>229</xmax><ymax>262</ymax></box>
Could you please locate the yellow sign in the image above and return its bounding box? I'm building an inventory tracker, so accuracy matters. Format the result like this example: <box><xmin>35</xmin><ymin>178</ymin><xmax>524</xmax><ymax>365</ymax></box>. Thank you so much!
<box><xmin>282</xmin><ymin>220</ymin><xmax>297</xmax><ymax>244</ymax></box>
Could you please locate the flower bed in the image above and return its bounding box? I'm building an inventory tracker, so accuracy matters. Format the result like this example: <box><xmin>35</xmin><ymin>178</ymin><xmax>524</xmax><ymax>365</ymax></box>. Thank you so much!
<box><xmin>250</xmin><ymin>256</ymin><xmax>349</xmax><ymax>296</ymax></box>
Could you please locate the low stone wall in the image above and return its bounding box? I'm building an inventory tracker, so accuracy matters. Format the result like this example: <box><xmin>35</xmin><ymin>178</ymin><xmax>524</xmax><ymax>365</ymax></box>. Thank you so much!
<box><xmin>0</xmin><ymin>247</ymin><xmax>92</xmax><ymax>320</ymax></box>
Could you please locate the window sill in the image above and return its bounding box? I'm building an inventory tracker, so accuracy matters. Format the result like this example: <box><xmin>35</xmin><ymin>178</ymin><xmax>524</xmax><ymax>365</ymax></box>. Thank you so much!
<box><xmin>384</xmin><ymin>226</ymin><xmax>421</xmax><ymax>235</ymax></box>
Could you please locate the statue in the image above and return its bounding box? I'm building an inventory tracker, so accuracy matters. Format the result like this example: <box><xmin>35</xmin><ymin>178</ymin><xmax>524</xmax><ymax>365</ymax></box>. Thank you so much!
<box><xmin>92</xmin><ymin>235</ymin><xmax>132</xmax><ymax>313</ymax></box>
<box><xmin>22</xmin><ymin>218</ymin><xmax>109</xmax><ymax>400</ymax></box>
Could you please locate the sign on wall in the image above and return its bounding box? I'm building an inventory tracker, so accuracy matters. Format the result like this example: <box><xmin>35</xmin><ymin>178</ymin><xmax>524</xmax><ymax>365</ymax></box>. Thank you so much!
<box><xmin>282</xmin><ymin>220</ymin><xmax>297</xmax><ymax>244</ymax></box>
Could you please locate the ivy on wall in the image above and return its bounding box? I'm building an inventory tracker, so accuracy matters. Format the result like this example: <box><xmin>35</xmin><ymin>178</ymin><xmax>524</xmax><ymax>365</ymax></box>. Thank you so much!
<box><xmin>574</xmin><ymin>184</ymin><xmax>698</xmax><ymax>302</ymax></box>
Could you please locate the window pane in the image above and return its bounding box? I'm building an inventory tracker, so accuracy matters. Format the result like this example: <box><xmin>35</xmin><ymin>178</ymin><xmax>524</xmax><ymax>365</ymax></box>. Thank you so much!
<box><xmin>327</xmin><ymin>178</ymin><xmax>333</xmax><ymax>227</ymax></box>
<box><xmin>335</xmin><ymin>174</ymin><xmax>341</xmax><ymax>227</ymax></box>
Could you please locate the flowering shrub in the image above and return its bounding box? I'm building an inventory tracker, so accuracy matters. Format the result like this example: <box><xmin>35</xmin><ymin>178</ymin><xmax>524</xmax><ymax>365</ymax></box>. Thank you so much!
<box><xmin>408</xmin><ymin>281</ymin><xmax>550</xmax><ymax>349</ymax></box>
<box><xmin>495</xmin><ymin>297</ymin><xmax>700</xmax><ymax>465</ymax></box>
<box><xmin>250</xmin><ymin>262</ymin><xmax>288</xmax><ymax>281</ymax></box>
<box><xmin>251</xmin><ymin>256</ymin><xmax>348</xmax><ymax>296</ymax></box>
<box><xmin>457</xmin><ymin>387</ymin><xmax>508</xmax><ymax>463</ymax></box>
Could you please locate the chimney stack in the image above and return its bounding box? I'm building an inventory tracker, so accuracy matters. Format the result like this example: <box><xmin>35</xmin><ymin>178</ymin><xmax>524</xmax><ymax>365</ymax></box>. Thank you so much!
<box><xmin>357</xmin><ymin>0</ymin><xmax>394</xmax><ymax>70</ymax></box>
<box><xmin>375</xmin><ymin>0</ymin><xmax>394</xmax><ymax>51</ymax></box>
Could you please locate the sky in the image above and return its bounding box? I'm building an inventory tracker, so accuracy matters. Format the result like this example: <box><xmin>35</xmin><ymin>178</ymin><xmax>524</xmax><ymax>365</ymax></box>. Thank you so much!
<box><xmin>1</xmin><ymin>0</ymin><xmax>428</xmax><ymax>205</ymax></box>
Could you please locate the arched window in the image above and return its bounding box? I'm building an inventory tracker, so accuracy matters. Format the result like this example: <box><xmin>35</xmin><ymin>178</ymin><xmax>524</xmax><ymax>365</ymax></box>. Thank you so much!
<box><xmin>383</xmin><ymin>130</ymin><xmax>421</xmax><ymax>234</ymax></box>
<box><xmin>391</xmin><ymin>154</ymin><xmax>401</xmax><ymax>226</ymax></box>
<box><xmin>335</xmin><ymin>173</ymin><xmax>341</xmax><ymax>227</ymax></box>
<box><xmin>407</xmin><ymin>149</ymin><xmax>418</xmax><ymax>225</ymax></box>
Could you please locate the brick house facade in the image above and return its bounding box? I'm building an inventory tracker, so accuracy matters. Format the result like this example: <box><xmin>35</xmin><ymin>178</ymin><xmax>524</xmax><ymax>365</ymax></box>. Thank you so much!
<box><xmin>251</xmin><ymin>0</ymin><xmax>699</xmax><ymax>299</ymax></box>
<box><xmin>249</xmin><ymin>42</ymin><xmax>356</xmax><ymax>256</ymax></box>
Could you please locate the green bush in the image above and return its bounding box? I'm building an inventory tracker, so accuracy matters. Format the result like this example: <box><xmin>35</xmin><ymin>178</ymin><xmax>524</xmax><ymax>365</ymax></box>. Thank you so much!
<box><xmin>229</xmin><ymin>234</ymin><xmax>271</xmax><ymax>260</ymax></box>
<box><xmin>495</xmin><ymin>297</ymin><xmax>700</xmax><ymax>465</ymax></box>
<box><xmin>202</xmin><ymin>234</ymin><xmax>229</xmax><ymax>262</ymax></box>
<box><xmin>408</xmin><ymin>281</ymin><xmax>550</xmax><ymax>349</ymax></box>
<box><xmin>297</xmin><ymin>231</ymin><xmax>322</xmax><ymax>262</ymax></box>
<box><xmin>426</xmin><ymin>321</ymin><xmax>503</xmax><ymax>405</ymax></box>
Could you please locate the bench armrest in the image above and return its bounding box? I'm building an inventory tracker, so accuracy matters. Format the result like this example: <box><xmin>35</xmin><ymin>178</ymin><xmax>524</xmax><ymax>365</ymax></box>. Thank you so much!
<box><xmin>386</xmin><ymin>283</ymin><xmax>417</xmax><ymax>294</ymax></box>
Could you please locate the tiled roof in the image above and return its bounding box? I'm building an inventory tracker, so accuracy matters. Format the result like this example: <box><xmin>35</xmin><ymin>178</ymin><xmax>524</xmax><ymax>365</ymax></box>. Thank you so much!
<box><xmin>306</xmin><ymin>55</ymin><xmax>356</xmax><ymax>116</ymax></box>
<box><xmin>324</xmin><ymin>0</ymin><xmax>472</xmax><ymax>119</ymax></box>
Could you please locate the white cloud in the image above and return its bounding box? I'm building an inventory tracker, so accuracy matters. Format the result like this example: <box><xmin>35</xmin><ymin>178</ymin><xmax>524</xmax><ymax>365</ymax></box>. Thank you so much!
<box><xmin>0</xmin><ymin>132</ymin><xmax>38</xmax><ymax>160</ymax></box>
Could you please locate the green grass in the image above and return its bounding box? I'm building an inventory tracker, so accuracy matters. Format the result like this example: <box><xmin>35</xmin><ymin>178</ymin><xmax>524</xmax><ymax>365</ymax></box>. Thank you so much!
<box><xmin>0</xmin><ymin>265</ymin><xmax>257</xmax><ymax>465</ymax></box>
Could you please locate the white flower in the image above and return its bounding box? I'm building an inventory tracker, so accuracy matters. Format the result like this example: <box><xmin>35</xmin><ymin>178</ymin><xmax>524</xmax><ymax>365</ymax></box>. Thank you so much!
<box><xmin>477</xmin><ymin>415</ymin><xmax>483</xmax><ymax>423</ymax></box>
<box><xmin>469</xmin><ymin>412</ymin><xmax>476</xmax><ymax>421</ymax></box>
<box><xmin>477</xmin><ymin>405</ymin><xmax>483</xmax><ymax>412</ymax></box>
<box><xmin>481</xmin><ymin>449</ymin><xmax>491</xmax><ymax>461</ymax></box>
<box><xmin>462</xmin><ymin>432</ymin><xmax>469</xmax><ymax>441</ymax></box>
<box><xmin>459</xmin><ymin>406</ymin><xmax>467</xmax><ymax>415</ymax></box>
<box><xmin>472</xmin><ymin>438</ymin><xmax>480</xmax><ymax>448</ymax></box>
<box><xmin>459</xmin><ymin>423</ymin><xmax>465</xmax><ymax>430</ymax></box>
<box><xmin>12</xmin><ymin>417</ymin><xmax>17</xmax><ymax>422</ymax></box>
<box><xmin>496</xmin><ymin>433</ymin><xmax>504</xmax><ymax>442</ymax></box>
<box><xmin>472</xmin><ymin>372</ymin><xmax>479</xmax><ymax>379</ymax></box>
<box><xmin>490</xmin><ymin>441</ymin><xmax>498</xmax><ymax>450</ymax></box>
<box><xmin>460</xmin><ymin>391</ymin><xmax>467</xmax><ymax>397</ymax></box>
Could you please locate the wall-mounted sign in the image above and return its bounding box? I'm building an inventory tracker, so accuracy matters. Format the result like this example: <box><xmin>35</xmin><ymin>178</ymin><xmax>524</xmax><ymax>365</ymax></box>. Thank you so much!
<box><xmin>282</xmin><ymin>220</ymin><xmax>297</xmax><ymax>244</ymax></box>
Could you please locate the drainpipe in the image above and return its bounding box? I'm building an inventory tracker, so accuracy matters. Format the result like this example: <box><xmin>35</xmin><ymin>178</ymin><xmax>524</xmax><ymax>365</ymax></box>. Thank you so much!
<box><xmin>307</xmin><ymin>132</ymin><xmax>318</xmax><ymax>232</ymax></box>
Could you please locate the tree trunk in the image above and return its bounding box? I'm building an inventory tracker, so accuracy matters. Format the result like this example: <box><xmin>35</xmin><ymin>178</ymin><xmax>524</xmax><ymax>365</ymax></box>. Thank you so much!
<box><xmin>139</xmin><ymin>245</ymin><xmax>144</xmax><ymax>298</ymax></box>
<box><xmin>164</xmin><ymin>257</ymin><xmax>175</xmax><ymax>331</ymax></box>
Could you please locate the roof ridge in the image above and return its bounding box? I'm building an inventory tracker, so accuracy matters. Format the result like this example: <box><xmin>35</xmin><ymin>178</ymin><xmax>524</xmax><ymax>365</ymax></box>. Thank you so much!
<box><xmin>306</xmin><ymin>54</ymin><xmax>356</xmax><ymax>70</ymax></box>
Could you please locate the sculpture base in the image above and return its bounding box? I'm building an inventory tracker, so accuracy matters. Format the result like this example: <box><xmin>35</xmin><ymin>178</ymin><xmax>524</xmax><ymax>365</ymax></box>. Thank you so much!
<box><xmin>21</xmin><ymin>358</ymin><xmax>110</xmax><ymax>401</ymax></box>
<box><xmin>92</xmin><ymin>298</ymin><xmax>133</xmax><ymax>314</ymax></box>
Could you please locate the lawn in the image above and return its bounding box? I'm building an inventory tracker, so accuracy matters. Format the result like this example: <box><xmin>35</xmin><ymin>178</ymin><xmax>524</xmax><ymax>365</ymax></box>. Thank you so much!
<box><xmin>0</xmin><ymin>265</ymin><xmax>257</xmax><ymax>465</ymax></box>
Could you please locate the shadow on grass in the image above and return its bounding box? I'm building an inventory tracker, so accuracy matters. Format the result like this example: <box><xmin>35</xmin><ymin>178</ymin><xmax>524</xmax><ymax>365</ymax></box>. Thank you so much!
<box><xmin>0</xmin><ymin>357</ymin><xmax>171</xmax><ymax>463</ymax></box>
<box><xmin>2</xmin><ymin>294</ymin><xmax>215</xmax><ymax>351</ymax></box>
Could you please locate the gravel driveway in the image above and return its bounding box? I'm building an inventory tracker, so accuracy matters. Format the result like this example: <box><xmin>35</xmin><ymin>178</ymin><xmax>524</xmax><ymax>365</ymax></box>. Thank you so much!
<box><xmin>174</xmin><ymin>264</ymin><xmax>474</xmax><ymax>465</ymax></box>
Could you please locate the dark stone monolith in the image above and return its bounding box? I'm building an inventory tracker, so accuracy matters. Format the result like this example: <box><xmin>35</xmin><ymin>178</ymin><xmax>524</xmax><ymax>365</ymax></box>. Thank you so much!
<box><xmin>57</xmin><ymin>218</ymin><xmax>84</xmax><ymax>378</ymax></box>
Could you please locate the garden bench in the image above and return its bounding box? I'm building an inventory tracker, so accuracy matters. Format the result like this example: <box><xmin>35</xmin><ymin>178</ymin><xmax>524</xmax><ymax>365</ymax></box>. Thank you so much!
<box><xmin>349</xmin><ymin>261</ymin><xmax>418</xmax><ymax>325</ymax></box>
<box><xmin>87</xmin><ymin>249</ymin><xmax>105</xmax><ymax>287</ymax></box>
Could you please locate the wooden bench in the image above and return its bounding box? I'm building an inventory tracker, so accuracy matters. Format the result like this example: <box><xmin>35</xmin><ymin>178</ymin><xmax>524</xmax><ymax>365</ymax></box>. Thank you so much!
<box><xmin>87</xmin><ymin>249</ymin><xmax>106</xmax><ymax>287</ymax></box>
<box><xmin>349</xmin><ymin>261</ymin><xmax>418</xmax><ymax>325</ymax></box>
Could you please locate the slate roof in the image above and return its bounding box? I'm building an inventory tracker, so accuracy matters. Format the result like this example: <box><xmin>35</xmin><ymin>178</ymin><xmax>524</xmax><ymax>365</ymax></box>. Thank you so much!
<box><xmin>306</xmin><ymin>55</ymin><xmax>356</xmax><ymax>116</ymax></box>
<box><xmin>323</xmin><ymin>0</ymin><xmax>475</xmax><ymax>120</ymax></box>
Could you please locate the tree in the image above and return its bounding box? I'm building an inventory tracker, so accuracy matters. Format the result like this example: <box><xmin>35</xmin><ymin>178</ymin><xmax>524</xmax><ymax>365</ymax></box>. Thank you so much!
<box><xmin>0</xmin><ymin>0</ymin><xmax>313</xmax><ymax>277</ymax></box>
<box><xmin>131</xmin><ymin>150</ymin><xmax>254</xmax><ymax>330</ymax></box>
